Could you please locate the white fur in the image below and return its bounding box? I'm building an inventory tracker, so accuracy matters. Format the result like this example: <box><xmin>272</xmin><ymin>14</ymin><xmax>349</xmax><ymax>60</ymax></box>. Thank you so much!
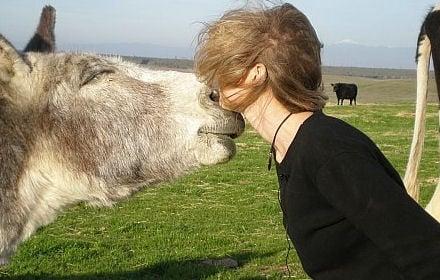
<box><xmin>113</xmin><ymin>60</ymin><xmax>238</xmax><ymax>165</ymax></box>
<box><xmin>112</xmin><ymin>59</ymin><xmax>206</xmax><ymax>138</ymax></box>
<box><xmin>17</xmin><ymin>142</ymin><xmax>112</xmax><ymax>242</ymax></box>
<box><xmin>404</xmin><ymin>33</ymin><xmax>431</xmax><ymax>201</ymax></box>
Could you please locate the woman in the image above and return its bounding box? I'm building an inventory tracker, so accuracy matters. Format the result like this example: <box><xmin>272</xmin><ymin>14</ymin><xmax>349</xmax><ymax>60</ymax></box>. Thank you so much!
<box><xmin>195</xmin><ymin>3</ymin><xmax>440</xmax><ymax>279</ymax></box>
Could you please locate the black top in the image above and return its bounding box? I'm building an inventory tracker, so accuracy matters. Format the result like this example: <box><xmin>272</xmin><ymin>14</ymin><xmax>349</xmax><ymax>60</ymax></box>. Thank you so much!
<box><xmin>276</xmin><ymin>111</ymin><xmax>440</xmax><ymax>280</ymax></box>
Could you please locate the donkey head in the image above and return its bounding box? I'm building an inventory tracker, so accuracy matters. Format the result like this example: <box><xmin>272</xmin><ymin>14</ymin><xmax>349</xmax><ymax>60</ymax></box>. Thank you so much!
<box><xmin>0</xmin><ymin>5</ymin><xmax>244</xmax><ymax>265</ymax></box>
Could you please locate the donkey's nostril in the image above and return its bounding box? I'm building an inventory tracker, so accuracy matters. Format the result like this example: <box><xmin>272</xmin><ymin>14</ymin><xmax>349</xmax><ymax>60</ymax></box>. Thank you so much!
<box><xmin>209</xmin><ymin>89</ymin><xmax>220</xmax><ymax>103</ymax></box>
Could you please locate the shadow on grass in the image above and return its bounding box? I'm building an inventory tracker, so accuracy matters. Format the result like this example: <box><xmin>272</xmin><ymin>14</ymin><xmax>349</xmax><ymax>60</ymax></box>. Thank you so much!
<box><xmin>1</xmin><ymin>252</ymin><xmax>277</xmax><ymax>280</ymax></box>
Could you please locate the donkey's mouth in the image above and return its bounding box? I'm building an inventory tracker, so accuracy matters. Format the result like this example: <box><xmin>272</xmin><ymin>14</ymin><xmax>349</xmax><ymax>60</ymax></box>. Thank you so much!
<box><xmin>198</xmin><ymin>130</ymin><xmax>239</xmax><ymax>139</ymax></box>
<box><xmin>195</xmin><ymin>127</ymin><xmax>240</xmax><ymax>165</ymax></box>
<box><xmin>198</xmin><ymin>114</ymin><xmax>245</xmax><ymax>140</ymax></box>
<box><xmin>198</xmin><ymin>122</ymin><xmax>244</xmax><ymax>140</ymax></box>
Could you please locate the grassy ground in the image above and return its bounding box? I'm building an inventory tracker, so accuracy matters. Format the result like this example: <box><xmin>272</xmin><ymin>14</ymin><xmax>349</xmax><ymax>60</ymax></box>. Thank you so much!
<box><xmin>0</xmin><ymin>102</ymin><xmax>438</xmax><ymax>280</ymax></box>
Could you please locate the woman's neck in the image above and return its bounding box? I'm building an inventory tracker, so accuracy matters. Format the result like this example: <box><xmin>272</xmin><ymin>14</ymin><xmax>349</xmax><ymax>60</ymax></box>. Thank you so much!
<box><xmin>243</xmin><ymin>91</ymin><xmax>313</xmax><ymax>163</ymax></box>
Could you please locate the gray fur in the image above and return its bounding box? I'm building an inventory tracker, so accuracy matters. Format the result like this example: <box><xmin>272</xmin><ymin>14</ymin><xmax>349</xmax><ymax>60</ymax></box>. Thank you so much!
<box><xmin>0</xmin><ymin>11</ymin><xmax>244</xmax><ymax>264</ymax></box>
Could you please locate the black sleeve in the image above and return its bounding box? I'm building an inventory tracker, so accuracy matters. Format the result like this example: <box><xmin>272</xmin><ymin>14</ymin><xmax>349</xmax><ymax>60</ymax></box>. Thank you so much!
<box><xmin>315</xmin><ymin>152</ymin><xmax>440</xmax><ymax>279</ymax></box>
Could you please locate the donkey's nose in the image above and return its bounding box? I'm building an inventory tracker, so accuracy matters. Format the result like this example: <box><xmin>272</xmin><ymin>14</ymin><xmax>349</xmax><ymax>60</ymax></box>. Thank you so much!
<box><xmin>209</xmin><ymin>89</ymin><xmax>220</xmax><ymax>103</ymax></box>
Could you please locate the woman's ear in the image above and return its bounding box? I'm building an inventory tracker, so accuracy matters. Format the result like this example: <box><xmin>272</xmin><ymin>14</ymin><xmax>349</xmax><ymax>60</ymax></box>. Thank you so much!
<box><xmin>243</xmin><ymin>63</ymin><xmax>267</xmax><ymax>86</ymax></box>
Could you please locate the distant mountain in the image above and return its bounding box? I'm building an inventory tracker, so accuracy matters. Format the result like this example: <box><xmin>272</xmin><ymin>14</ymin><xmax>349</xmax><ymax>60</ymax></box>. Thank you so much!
<box><xmin>58</xmin><ymin>42</ymin><xmax>194</xmax><ymax>59</ymax></box>
<box><xmin>322</xmin><ymin>42</ymin><xmax>417</xmax><ymax>70</ymax></box>
<box><xmin>19</xmin><ymin>40</ymin><xmax>420</xmax><ymax>70</ymax></box>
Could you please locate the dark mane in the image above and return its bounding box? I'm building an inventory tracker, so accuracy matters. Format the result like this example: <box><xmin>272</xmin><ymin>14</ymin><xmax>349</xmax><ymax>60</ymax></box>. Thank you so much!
<box><xmin>415</xmin><ymin>6</ymin><xmax>434</xmax><ymax>64</ymax></box>
<box><xmin>23</xmin><ymin>5</ymin><xmax>56</xmax><ymax>53</ymax></box>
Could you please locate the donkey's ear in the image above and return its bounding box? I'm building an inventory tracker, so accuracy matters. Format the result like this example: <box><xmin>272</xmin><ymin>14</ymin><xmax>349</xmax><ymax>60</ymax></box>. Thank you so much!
<box><xmin>23</xmin><ymin>5</ymin><xmax>56</xmax><ymax>53</ymax></box>
<box><xmin>0</xmin><ymin>35</ymin><xmax>30</xmax><ymax>84</ymax></box>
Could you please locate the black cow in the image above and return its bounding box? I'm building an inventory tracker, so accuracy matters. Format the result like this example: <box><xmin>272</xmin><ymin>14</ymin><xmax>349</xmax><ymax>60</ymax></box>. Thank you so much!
<box><xmin>331</xmin><ymin>83</ymin><xmax>358</xmax><ymax>105</ymax></box>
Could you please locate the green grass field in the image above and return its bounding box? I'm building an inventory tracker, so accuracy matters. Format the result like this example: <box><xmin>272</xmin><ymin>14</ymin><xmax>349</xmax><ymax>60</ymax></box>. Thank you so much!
<box><xmin>0</xmin><ymin>72</ymin><xmax>439</xmax><ymax>279</ymax></box>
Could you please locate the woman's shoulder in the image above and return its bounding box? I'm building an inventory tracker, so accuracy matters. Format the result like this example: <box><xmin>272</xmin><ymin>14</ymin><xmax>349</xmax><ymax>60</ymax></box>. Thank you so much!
<box><xmin>300</xmin><ymin>111</ymin><xmax>374</xmax><ymax>150</ymax></box>
<box><xmin>283</xmin><ymin>111</ymin><xmax>381</xmax><ymax>171</ymax></box>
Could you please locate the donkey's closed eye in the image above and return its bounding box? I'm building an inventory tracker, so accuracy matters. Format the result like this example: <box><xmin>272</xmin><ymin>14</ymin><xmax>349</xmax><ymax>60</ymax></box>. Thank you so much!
<box><xmin>81</xmin><ymin>69</ymin><xmax>115</xmax><ymax>86</ymax></box>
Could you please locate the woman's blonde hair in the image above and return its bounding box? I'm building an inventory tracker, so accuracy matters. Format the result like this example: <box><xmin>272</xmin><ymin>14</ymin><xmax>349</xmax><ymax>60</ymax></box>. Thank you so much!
<box><xmin>195</xmin><ymin>3</ymin><xmax>328</xmax><ymax>112</ymax></box>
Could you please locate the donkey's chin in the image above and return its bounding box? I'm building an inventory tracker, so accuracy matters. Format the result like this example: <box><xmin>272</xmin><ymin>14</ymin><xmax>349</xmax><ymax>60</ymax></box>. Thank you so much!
<box><xmin>195</xmin><ymin>133</ymin><xmax>236</xmax><ymax>165</ymax></box>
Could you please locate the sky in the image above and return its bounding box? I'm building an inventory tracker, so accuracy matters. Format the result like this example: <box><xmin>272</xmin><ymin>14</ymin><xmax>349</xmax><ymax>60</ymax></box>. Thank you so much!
<box><xmin>0</xmin><ymin>0</ymin><xmax>437</xmax><ymax>55</ymax></box>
